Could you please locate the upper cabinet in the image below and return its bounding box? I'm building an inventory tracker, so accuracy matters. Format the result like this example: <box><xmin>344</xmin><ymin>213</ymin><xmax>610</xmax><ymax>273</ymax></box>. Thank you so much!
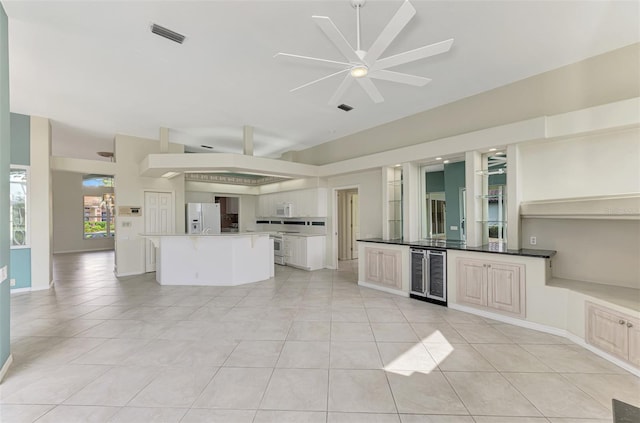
<box><xmin>257</xmin><ymin>188</ymin><xmax>327</xmax><ymax>217</ymax></box>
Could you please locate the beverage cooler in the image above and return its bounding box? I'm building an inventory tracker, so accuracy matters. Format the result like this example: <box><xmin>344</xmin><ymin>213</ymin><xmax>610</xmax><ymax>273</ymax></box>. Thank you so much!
<box><xmin>410</xmin><ymin>247</ymin><xmax>447</xmax><ymax>306</ymax></box>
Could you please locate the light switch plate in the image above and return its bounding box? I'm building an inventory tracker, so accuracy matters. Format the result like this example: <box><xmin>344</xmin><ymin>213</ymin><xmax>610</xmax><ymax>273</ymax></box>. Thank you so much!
<box><xmin>0</xmin><ymin>265</ymin><xmax>7</xmax><ymax>283</ymax></box>
<box><xmin>450</xmin><ymin>226</ymin><xmax>458</xmax><ymax>231</ymax></box>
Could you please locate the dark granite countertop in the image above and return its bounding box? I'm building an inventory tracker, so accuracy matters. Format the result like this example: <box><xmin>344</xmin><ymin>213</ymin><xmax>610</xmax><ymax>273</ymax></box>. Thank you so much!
<box><xmin>357</xmin><ymin>238</ymin><xmax>556</xmax><ymax>258</ymax></box>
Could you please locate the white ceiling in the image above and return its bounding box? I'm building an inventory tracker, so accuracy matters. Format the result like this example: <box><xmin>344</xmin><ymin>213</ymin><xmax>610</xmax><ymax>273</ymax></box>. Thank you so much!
<box><xmin>4</xmin><ymin>0</ymin><xmax>639</xmax><ymax>159</ymax></box>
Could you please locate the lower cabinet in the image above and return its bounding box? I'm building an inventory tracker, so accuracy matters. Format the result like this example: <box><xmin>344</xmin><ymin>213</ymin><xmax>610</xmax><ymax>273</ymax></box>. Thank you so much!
<box><xmin>457</xmin><ymin>258</ymin><xmax>525</xmax><ymax>317</ymax></box>
<box><xmin>586</xmin><ymin>302</ymin><xmax>640</xmax><ymax>367</ymax></box>
<box><xmin>364</xmin><ymin>247</ymin><xmax>402</xmax><ymax>290</ymax></box>
<box><xmin>284</xmin><ymin>235</ymin><xmax>325</xmax><ymax>271</ymax></box>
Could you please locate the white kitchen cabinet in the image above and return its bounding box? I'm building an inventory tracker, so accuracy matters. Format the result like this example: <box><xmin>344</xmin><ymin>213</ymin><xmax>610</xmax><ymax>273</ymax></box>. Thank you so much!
<box><xmin>364</xmin><ymin>247</ymin><xmax>402</xmax><ymax>290</ymax></box>
<box><xmin>284</xmin><ymin>235</ymin><xmax>325</xmax><ymax>271</ymax></box>
<box><xmin>256</xmin><ymin>188</ymin><xmax>327</xmax><ymax>217</ymax></box>
<box><xmin>456</xmin><ymin>258</ymin><xmax>525</xmax><ymax>317</ymax></box>
<box><xmin>586</xmin><ymin>302</ymin><xmax>640</xmax><ymax>366</ymax></box>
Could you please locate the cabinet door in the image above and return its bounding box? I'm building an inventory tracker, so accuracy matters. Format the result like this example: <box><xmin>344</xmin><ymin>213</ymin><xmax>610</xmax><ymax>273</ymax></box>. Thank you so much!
<box><xmin>364</xmin><ymin>248</ymin><xmax>382</xmax><ymax>283</ymax></box>
<box><xmin>487</xmin><ymin>263</ymin><xmax>524</xmax><ymax>316</ymax></box>
<box><xmin>627</xmin><ymin>317</ymin><xmax>640</xmax><ymax>367</ymax></box>
<box><xmin>457</xmin><ymin>259</ymin><xmax>487</xmax><ymax>306</ymax></box>
<box><xmin>380</xmin><ymin>250</ymin><xmax>402</xmax><ymax>289</ymax></box>
<box><xmin>586</xmin><ymin>303</ymin><xmax>629</xmax><ymax>359</ymax></box>
<box><xmin>295</xmin><ymin>237</ymin><xmax>307</xmax><ymax>267</ymax></box>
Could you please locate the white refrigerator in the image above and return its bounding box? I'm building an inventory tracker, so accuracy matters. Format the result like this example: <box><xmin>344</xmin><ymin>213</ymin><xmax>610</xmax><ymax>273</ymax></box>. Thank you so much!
<box><xmin>186</xmin><ymin>203</ymin><xmax>221</xmax><ymax>234</ymax></box>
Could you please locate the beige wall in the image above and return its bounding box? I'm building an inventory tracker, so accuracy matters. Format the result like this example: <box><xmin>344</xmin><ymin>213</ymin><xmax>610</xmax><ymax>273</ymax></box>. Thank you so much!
<box><xmin>113</xmin><ymin>134</ymin><xmax>185</xmax><ymax>276</ymax></box>
<box><xmin>519</xmin><ymin>128</ymin><xmax>640</xmax><ymax>202</ymax></box>
<box><xmin>291</xmin><ymin>43</ymin><xmax>640</xmax><ymax>165</ymax></box>
<box><xmin>52</xmin><ymin>171</ymin><xmax>115</xmax><ymax>253</ymax></box>
<box><xmin>522</xmin><ymin>219</ymin><xmax>640</xmax><ymax>289</ymax></box>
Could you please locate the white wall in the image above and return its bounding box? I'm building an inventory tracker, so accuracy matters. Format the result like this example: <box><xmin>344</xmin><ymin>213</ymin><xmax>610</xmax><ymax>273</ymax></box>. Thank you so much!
<box><xmin>519</xmin><ymin>127</ymin><xmax>640</xmax><ymax>202</ymax></box>
<box><xmin>114</xmin><ymin>134</ymin><xmax>184</xmax><ymax>276</ymax></box>
<box><xmin>52</xmin><ymin>171</ymin><xmax>115</xmax><ymax>253</ymax></box>
<box><xmin>326</xmin><ymin>169</ymin><xmax>382</xmax><ymax>269</ymax></box>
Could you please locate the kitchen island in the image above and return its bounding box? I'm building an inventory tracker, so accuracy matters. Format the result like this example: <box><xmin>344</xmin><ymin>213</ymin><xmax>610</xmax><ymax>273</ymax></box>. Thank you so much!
<box><xmin>140</xmin><ymin>233</ymin><xmax>273</xmax><ymax>286</ymax></box>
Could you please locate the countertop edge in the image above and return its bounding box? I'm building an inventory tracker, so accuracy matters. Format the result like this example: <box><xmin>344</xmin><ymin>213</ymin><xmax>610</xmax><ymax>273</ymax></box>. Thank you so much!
<box><xmin>357</xmin><ymin>238</ymin><xmax>556</xmax><ymax>259</ymax></box>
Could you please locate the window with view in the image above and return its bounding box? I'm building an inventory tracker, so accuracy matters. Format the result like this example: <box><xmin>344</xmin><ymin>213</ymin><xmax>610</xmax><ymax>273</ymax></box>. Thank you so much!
<box><xmin>10</xmin><ymin>167</ymin><xmax>29</xmax><ymax>247</ymax></box>
<box><xmin>82</xmin><ymin>175</ymin><xmax>115</xmax><ymax>239</ymax></box>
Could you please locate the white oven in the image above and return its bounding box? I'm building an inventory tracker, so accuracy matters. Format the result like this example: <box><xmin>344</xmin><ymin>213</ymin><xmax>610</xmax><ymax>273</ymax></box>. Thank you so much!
<box><xmin>271</xmin><ymin>234</ymin><xmax>285</xmax><ymax>265</ymax></box>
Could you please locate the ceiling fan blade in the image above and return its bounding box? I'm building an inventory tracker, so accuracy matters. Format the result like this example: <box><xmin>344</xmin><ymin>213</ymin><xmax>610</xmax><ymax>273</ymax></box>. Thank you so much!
<box><xmin>312</xmin><ymin>15</ymin><xmax>361</xmax><ymax>63</ymax></box>
<box><xmin>369</xmin><ymin>70</ymin><xmax>431</xmax><ymax>86</ymax></box>
<box><xmin>364</xmin><ymin>0</ymin><xmax>416</xmax><ymax>65</ymax></box>
<box><xmin>371</xmin><ymin>39</ymin><xmax>454</xmax><ymax>71</ymax></box>
<box><xmin>356</xmin><ymin>78</ymin><xmax>384</xmax><ymax>103</ymax></box>
<box><xmin>328</xmin><ymin>74</ymin><xmax>354</xmax><ymax>106</ymax></box>
<box><xmin>290</xmin><ymin>68</ymin><xmax>351</xmax><ymax>93</ymax></box>
<box><xmin>274</xmin><ymin>53</ymin><xmax>352</xmax><ymax>68</ymax></box>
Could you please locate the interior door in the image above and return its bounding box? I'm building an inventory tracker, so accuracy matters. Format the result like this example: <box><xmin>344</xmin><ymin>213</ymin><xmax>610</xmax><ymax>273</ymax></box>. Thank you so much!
<box><xmin>349</xmin><ymin>191</ymin><xmax>359</xmax><ymax>259</ymax></box>
<box><xmin>145</xmin><ymin>191</ymin><xmax>173</xmax><ymax>272</ymax></box>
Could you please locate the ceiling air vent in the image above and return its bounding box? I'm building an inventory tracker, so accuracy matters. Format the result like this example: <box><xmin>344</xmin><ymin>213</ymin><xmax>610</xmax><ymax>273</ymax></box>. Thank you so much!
<box><xmin>337</xmin><ymin>104</ymin><xmax>353</xmax><ymax>112</ymax></box>
<box><xmin>151</xmin><ymin>23</ymin><xmax>186</xmax><ymax>44</ymax></box>
<box><xmin>200</xmin><ymin>145</ymin><xmax>214</xmax><ymax>149</ymax></box>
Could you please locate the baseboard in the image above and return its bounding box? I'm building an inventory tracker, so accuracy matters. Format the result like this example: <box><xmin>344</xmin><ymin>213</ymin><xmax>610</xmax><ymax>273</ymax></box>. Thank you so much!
<box><xmin>115</xmin><ymin>271</ymin><xmax>144</xmax><ymax>277</ymax></box>
<box><xmin>9</xmin><ymin>287</ymin><xmax>31</xmax><ymax>294</ymax></box>
<box><xmin>0</xmin><ymin>354</ymin><xmax>13</xmax><ymax>384</ymax></box>
<box><xmin>448</xmin><ymin>302</ymin><xmax>640</xmax><ymax>377</ymax></box>
<box><xmin>448</xmin><ymin>303</ymin><xmax>567</xmax><ymax>337</ymax></box>
<box><xmin>358</xmin><ymin>280</ymin><xmax>409</xmax><ymax>297</ymax></box>
<box><xmin>566</xmin><ymin>332</ymin><xmax>640</xmax><ymax>378</ymax></box>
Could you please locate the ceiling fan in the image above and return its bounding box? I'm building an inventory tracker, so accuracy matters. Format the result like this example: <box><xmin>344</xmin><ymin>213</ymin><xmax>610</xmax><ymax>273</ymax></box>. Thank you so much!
<box><xmin>275</xmin><ymin>0</ymin><xmax>454</xmax><ymax>106</ymax></box>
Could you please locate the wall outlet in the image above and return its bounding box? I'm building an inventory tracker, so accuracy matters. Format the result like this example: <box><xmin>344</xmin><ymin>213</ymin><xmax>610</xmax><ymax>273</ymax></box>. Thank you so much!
<box><xmin>530</xmin><ymin>236</ymin><xmax>537</xmax><ymax>245</ymax></box>
<box><xmin>10</xmin><ymin>279</ymin><xmax>16</xmax><ymax>287</ymax></box>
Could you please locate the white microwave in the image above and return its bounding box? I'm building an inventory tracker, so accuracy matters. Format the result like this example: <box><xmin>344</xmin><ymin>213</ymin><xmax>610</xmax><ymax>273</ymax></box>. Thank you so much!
<box><xmin>276</xmin><ymin>203</ymin><xmax>293</xmax><ymax>218</ymax></box>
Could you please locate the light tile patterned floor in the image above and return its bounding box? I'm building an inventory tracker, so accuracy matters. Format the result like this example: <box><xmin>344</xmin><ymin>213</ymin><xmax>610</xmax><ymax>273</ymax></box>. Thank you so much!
<box><xmin>1</xmin><ymin>251</ymin><xmax>638</xmax><ymax>422</ymax></box>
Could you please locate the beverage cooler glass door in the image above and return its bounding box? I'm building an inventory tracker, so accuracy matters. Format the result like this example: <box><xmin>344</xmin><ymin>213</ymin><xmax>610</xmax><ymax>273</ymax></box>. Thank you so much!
<box><xmin>426</xmin><ymin>250</ymin><xmax>446</xmax><ymax>302</ymax></box>
<box><xmin>410</xmin><ymin>248</ymin><xmax>427</xmax><ymax>296</ymax></box>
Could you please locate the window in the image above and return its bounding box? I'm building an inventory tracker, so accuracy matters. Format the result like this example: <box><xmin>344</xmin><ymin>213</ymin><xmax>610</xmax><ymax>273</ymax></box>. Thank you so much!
<box><xmin>83</xmin><ymin>193</ymin><xmax>115</xmax><ymax>239</ymax></box>
<box><xmin>10</xmin><ymin>167</ymin><xmax>29</xmax><ymax>247</ymax></box>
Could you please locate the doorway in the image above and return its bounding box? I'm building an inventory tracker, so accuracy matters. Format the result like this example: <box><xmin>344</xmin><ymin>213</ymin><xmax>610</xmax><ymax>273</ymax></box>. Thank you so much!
<box><xmin>144</xmin><ymin>191</ymin><xmax>174</xmax><ymax>272</ymax></box>
<box><xmin>337</xmin><ymin>188</ymin><xmax>359</xmax><ymax>262</ymax></box>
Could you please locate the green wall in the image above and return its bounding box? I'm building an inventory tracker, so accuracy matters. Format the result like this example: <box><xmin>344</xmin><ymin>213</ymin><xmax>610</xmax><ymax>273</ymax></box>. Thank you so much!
<box><xmin>444</xmin><ymin>162</ymin><xmax>466</xmax><ymax>240</ymax></box>
<box><xmin>10</xmin><ymin>113</ymin><xmax>29</xmax><ymax>165</ymax></box>
<box><xmin>425</xmin><ymin>171</ymin><xmax>445</xmax><ymax>193</ymax></box>
<box><xmin>1</xmin><ymin>3</ymin><xmax>12</xmax><ymax>373</ymax></box>
<box><xmin>9</xmin><ymin>112</ymin><xmax>31</xmax><ymax>289</ymax></box>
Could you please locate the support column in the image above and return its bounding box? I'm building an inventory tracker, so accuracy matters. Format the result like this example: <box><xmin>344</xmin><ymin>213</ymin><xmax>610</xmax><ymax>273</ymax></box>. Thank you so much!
<box><xmin>465</xmin><ymin>151</ymin><xmax>483</xmax><ymax>247</ymax></box>
<box><xmin>243</xmin><ymin>126</ymin><xmax>254</xmax><ymax>156</ymax></box>
<box><xmin>30</xmin><ymin>116</ymin><xmax>53</xmax><ymax>290</ymax></box>
<box><xmin>159</xmin><ymin>127</ymin><xmax>169</xmax><ymax>153</ymax></box>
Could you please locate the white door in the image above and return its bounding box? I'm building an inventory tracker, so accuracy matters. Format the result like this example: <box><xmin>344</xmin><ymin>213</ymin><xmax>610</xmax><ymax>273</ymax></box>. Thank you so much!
<box><xmin>349</xmin><ymin>191</ymin><xmax>359</xmax><ymax>259</ymax></box>
<box><xmin>145</xmin><ymin>191</ymin><xmax>173</xmax><ymax>272</ymax></box>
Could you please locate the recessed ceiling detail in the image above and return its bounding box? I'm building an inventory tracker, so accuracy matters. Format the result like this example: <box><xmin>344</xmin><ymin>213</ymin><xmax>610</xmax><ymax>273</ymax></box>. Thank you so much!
<box><xmin>185</xmin><ymin>172</ymin><xmax>289</xmax><ymax>186</ymax></box>
<box><xmin>150</xmin><ymin>23</ymin><xmax>185</xmax><ymax>44</ymax></box>
<box><xmin>275</xmin><ymin>0</ymin><xmax>454</xmax><ymax>105</ymax></box>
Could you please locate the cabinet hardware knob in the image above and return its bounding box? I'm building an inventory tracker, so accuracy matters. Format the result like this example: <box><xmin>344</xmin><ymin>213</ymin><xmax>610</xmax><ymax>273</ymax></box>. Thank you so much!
<box><xmin>619</xmin><ymin>320</ymin><xmax>626</xmax><ymax>325</ymax></box>
<box><xmin>628</xmin><ymin>323</ymin><xmax>634</xmax><ymax>328</ymax></box>
<box><xmin>487</xmin><ymin>265</ymin><xmax>491</xmax><ymax>268</ymax></box>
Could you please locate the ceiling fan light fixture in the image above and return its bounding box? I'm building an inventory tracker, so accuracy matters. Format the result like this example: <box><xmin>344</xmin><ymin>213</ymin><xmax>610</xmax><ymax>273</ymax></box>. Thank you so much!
<box><xmin>350</xmin><ymin>66</ymin><xmax>368</xmax><ymax>78</ymax></box>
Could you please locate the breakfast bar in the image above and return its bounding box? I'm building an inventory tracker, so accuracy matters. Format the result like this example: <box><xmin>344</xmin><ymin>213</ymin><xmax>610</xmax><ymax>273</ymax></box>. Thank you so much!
<box><xmin>140</xmin><ymin>233</ymin><xmax>273</xmax><ymax>286</ymax></box>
